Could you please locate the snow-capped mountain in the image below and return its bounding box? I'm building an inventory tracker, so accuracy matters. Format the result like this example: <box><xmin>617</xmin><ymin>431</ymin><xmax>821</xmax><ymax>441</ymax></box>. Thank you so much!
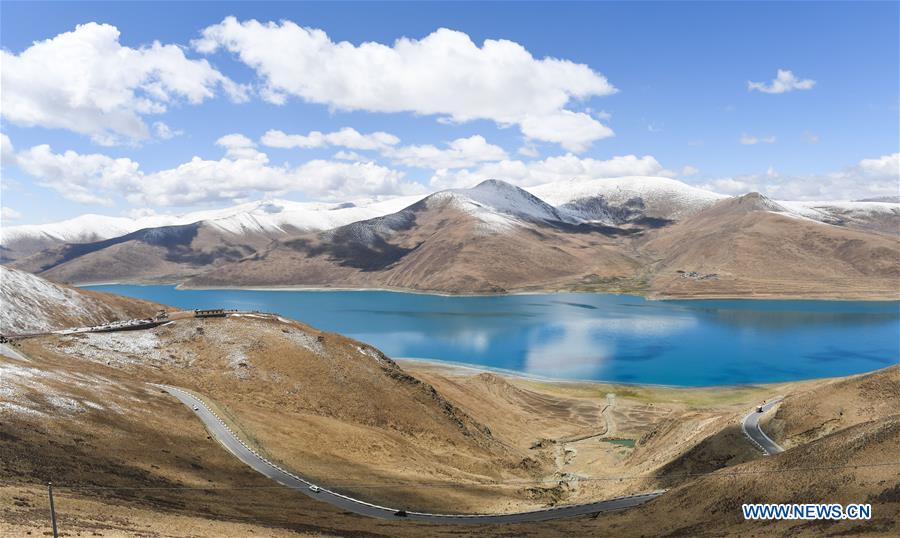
<box><xmin>0</xmin><ymin>196</ymin><xmax>423</xmax><ymax>262</ymax></box>
<box><xmin>428</xmin><ymin>179</ymin><xmax>568</xmax><ymax>231</ymax></box>
<box><xmin>527</xmin><ymin>176</ymin><xmax>728</xmax><ymax>223</ymax></box>
<box><xmin>189</xmin><ymin>179</ymin><xmax>643</xmax><ymax>292</ymax></box>
<box><xmin>776</xmin><ymin>200</ymin><xmax>900</xmax><ymax>234</ymax></box>
<box><xmin>3</xmin><ymin>175</ymin><xmax>897</xmax><ymax>276</ymax></box>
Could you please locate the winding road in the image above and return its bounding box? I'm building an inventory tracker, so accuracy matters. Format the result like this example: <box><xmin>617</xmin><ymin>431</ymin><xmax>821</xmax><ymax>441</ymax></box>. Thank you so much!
<box><xmin>741</xmin><ymin>397</ymin><xmax>785</xmax><ymax>456</ymax></box>
<box><xmin>1</xmin><ymin>342</ymin><xmax>31</xmax><ymax>362</ymax></box>
<box><xmin>155</xmin><ymin>384</ymin><xmax>665</xmax><ymax>523</ymax></box>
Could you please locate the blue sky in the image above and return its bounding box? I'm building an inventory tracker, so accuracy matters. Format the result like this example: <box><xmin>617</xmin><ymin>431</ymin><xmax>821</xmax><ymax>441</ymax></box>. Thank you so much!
<box><xmin>1</xmin><ymin>1</ymin><xmax>898</xmax><ymax>224</ymax></box>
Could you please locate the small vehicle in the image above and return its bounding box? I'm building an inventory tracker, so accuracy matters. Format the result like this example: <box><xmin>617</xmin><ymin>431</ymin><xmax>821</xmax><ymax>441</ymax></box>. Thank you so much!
<box><xmin>193</xmin><ymin>405</ymin><xmax>200</xmax><ymax>411</ymax></box>
<box><xmin>394</xmin><ymin>509</ymin><xmax>408</xmax><ymax>517</ymax></box>
<box><xmin>309</xmin><ymin>485</ymin><xmax>320</xmax><ymax>493</ymax></box>
<box><xmin>756</xmin><ymin>405</ymin><xmax>764</xmax><ymax>413</ymax></box>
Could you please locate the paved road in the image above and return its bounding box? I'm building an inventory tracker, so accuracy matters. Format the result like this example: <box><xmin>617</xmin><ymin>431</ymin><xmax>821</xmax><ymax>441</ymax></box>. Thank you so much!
<box><xmin>155</xmin><ymin>384</ymin><xmax>665</xmax><ymax>523</ymax></box>
<box><xmin>741</xmin><ymin>397</ymin><xmax>785</xmax><ymax>456</ymax></box>
<box><xmin>0</xmin><ymin>342</ymin><xmax>30</xmax><ymax>362</ymax></box>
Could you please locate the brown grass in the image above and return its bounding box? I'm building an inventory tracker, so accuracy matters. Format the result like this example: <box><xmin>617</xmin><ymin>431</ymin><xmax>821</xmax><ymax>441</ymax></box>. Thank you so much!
<box><xmin>2</xmin><ymin>319</ymin><xmax>897</xmax><ymax>536</ymax></box>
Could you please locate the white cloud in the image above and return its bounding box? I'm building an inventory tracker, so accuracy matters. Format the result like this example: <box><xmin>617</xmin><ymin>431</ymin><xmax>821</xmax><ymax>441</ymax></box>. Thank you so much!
<box><xmin>748</xmin><ymin>69</ymin><xmax>816</xmax><ymax>94</ymax></box>
<box><xmin>261</xmin><ymin>127</ymin><xmax>400</xmax><ymax>151</ymax></box>
<box><xmin>333</xmin><ymin>150</ymin><xmax>365</xmax><ymax>161</ymax></box>
<box><xmin>0</xmin><ymin>22</ymin><xmax>246</xmax><ymax>145</ymax></box>
<box><xmin>429</xmin><ymin>153</ymin><xmax>672</xmax><ymax>189</ymax></box>
<box><xmin>194</xmin><ymin>17</ymin><xmax>616</xmax><ymax>151</ymax></box>
<box><xmin>386</xmin><ymin>135</ymin><xmax>508</xmax><ymax>169</ymax></box>
<box><xmin>681</xmin><ymin>165</ymin><xmax>699</xmax><ymax>177</ymax></box>
<box><xmin>215</xmin><ymin>133</ymin><xmax>262</xmax><ymax>160</ymax></box>
<box><xmin>858</xmin><ymin>153</ymin><xmax>899</xmax><ymax>177</ymax></box>
<box><xmin>1</xmin><ymin>207</ymin><xmax>23</xmax><ymax>221</ymax></box>
<box><xmin>1</xmin><ymin>133</ymin><xmax>15</xmax><ymax>166</ymax></box>
<box><xmin>698</xmin><ymin>153</ymin><xmax>900</xmax><ymax>200</ymax></box>
<box><xmin>153</xmin><ymin>122</ymin><xmax>183</xmax><ymax>140</ymax></box>
<box><xmin>518</xmin><ymin>110</ymin><xmax>614</xmax><ymax>152</ymax></box>
<box><xmin>8</xmin><ymin>135</ymin><xmax>425</xmax><ymax>207</ymax></box>
<box><xmin>125</xmin><ymin>207</ymin><xmax>162</xmax><ymax>219</ymax></box>
<box><xmin>14</xmin><ymin>144</ymin><xmax>141</xmax><ymax>205</ymax></box>
<box><xmin>740</xmin><ymin>134</ymin><xmax>776</xmax><ymax>145</ymax></box>
<box><xmin>263</xmin><ymin>129</ymin><xmax>509</xmax><ymax>169</ymax></box>
<box><xmin>803</xmin><ymin>131</ymin><xmax>820</xmax><ymax>144</ymax></box>
<box><xmin>518</xmin><ymin>144</ymin><xmax>540</xmax><ymax>158</ymax></box>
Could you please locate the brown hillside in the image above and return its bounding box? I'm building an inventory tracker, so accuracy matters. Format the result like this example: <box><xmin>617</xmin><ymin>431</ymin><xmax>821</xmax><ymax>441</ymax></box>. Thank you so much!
<box><xmin>16</xmin><ymin>314</ymin><xmax>546</xmax><ymax>512</ymax></box>
<box><xmin>12</xmin><ymin>222</ymin><xmax>280</xmax><ymax>285</ymax></box>
<box><xmin>766</xmin><ymin>365</ymin><xmax>900</xmax><ymax>448</ymax></box>
<box><xmin>643</xmin><ymin>193</ymin><xmax>900</xmax><ymax>299</ymax></box>
<box><xmin>189</xmin><ymin>189</ymin><xmax>643</xmax><ymax>293</ymax></box>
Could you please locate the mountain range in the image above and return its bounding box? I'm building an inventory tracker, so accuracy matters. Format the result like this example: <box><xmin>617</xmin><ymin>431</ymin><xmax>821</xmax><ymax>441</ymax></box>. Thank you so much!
<box><xmin>3</xmin><ymin>176</ymin><xmax>898</xmax><ymax>298</ymax></box>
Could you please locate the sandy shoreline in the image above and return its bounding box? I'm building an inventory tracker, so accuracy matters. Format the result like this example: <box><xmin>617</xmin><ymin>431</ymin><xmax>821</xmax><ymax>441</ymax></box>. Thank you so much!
<box><xmin>394</xmin><ymin>356</ymin><xmax>808</xmax><ymax>390</ymax></box>
<box><xmin>76</xmin><ymin>281</ymin><xmax>900</xmax><ymax>302</ymax></box>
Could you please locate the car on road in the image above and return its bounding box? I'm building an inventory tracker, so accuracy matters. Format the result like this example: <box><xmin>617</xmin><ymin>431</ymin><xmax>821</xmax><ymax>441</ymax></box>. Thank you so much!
<box><xmin>756</xmin><ymin>405</ymin><xmax>764</xmax><ymax>413</ymax></box>
<box><xmin>309</xmin><ymin>485</ymin><xmax>319</xmax><ymax>493</ymax></box>
<box><xmin>394</xmin><ymin>509</ymin><xmax>408</xmax><ymax>517</ymax></box>
<box><xmin>193</xmin><ymin>405</ymin><xmax>200</xmax><ymax>411</ymax></box>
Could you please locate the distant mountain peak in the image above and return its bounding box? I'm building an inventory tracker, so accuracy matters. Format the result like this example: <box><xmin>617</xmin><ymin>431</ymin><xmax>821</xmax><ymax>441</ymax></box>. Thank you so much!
<box><xmin>854</xmin><ymin>195</ymin><xmax>900</xmax><ymax>203</ymax></box>
<box><xmin>426</xmin><ymin>179</ymin><xmax>564</xmax><ymax>227</ymax></box>
<box><xmin>727</xmin><ymin>192</ymin><xmax>788</xmax><ymax>213</ymax></box>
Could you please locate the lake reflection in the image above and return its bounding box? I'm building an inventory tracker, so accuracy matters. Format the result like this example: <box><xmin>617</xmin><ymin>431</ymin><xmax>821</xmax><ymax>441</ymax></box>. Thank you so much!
<box><xmin>83</xmin><ymin>285</ymin><xmax>900</xmax><ymax>386</ymax></box>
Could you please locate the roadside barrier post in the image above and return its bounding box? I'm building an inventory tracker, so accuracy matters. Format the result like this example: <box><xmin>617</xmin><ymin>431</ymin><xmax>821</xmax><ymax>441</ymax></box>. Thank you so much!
<box><xmin>48</xmin><ymin>481</ymin><xmax>58</xmax><ymax>538</ymax></box>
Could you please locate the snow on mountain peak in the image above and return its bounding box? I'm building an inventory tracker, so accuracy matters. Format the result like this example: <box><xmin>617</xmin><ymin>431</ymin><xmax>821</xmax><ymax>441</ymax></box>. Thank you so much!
<box><xmin>427</xmin><ymin>179</ymin><xmax>564</xmax><ymax>230</ymax></box>
<box><xmin>527</xmin><ymin>176</ymin><xmax>727</xmax><ymax>222</ymax></box>
<box><xmin>1</xmin><ymin>196</ymin><xmax>425</xmax><ymax>259</ymax></box>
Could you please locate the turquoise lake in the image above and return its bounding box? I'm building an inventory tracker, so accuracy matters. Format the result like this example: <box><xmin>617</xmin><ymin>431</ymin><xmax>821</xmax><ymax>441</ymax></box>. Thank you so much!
<box><xmin>84</xmin><ymin>285</ymin><xmax>900</xmax><ymax>387</ymax></box>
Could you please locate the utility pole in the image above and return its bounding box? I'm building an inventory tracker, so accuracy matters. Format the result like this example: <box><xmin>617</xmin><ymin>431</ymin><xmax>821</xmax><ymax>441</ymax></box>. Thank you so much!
<box><xmin>47</xmin><ymin>481</ymin><xmax>58</xmax><ymax>538</ymax></box>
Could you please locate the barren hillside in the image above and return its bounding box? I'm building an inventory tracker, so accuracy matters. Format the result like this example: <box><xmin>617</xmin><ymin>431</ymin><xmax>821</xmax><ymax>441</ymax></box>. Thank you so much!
<box><xmin>11</xmin><ymin>221</ymin><xmax>281</xmax><ymax>285</ymax></box>
<box><xmin>643</xmin><ymin>193</ymin><xmax>900</xmax><ymax>299</ymax></box>
<box><xmin>14</xmin><ymin>314</ymin><xmax>551</xmax><ymax>512</ymax></box>
<box><xmin>765</xmin><ymin>365</ymin><xmax>900</xmax><ymax>448</ymax></box>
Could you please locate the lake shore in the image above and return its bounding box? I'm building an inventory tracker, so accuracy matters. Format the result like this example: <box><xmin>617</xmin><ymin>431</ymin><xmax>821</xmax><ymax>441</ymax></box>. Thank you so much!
<box><xmin>76</xmin><ymin>280</ymin><xmax>900</xmax><ymax>302</ymax></box>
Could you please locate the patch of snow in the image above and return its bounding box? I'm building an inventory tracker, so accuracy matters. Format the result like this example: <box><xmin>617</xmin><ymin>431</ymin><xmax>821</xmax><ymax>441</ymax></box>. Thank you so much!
<box><xmin>46</xmin><ymin>395</ymin><xmax>85</xmax><ymax>413</ymax></box>
<box><xmin>54</xmin><ymin>331</ymin><xmax>194</xmax><ymax>368</ymax></box>
<box><xmin>0</xmin><ymin>266</ymin><xmax>110</xmax><ymax>334</ymax></box>
<box><xmin>283</xmin><ymin>329</ymin><xmax>324</xmax><ymax>356</ymax></box>
<box><xmin>356</xmin><ymin>345</ymin><xmax>387</xmax><ymax>365</ymax></box>
<box><xmin>778</xmin><ymin>200</ymin><xmax>899</xmax><ymax>223</ymax></box>
<box><xmin>0</xmin><ymin>402</ymin><xmax>49</xmax><ymax>417</ymax></box>
<box><xmin>0</xmin><ymin>360</ymin><xmax>69</xmax><ymax>415</ymax></box>
<box><xmin>83</xmin><ymin>400</ymin><xmax>105</xmax><ymax>411</ymax></box>
<box><xmin>227</xmin><ymin>348</ymin><xmax>252</xmax><ymax>379</ymax></box>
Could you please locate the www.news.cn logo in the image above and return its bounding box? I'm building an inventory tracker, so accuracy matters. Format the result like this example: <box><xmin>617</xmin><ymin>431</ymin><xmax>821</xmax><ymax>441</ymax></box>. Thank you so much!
<box><xmin>743</xmin><ymin>503</ymin><xmax>872</xmax><ymax>520</ymax></box>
